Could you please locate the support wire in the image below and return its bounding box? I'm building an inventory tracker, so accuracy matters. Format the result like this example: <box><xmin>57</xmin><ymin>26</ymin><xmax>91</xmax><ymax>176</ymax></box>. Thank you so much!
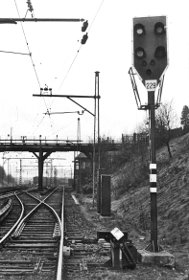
<box><xmin>14</xmin><ymin>0</ymin><xmax>41</xmax><ymax>88</ymax></box>
<box><xmin>14</xmin><ymin>0</ymin><xmax>54</xmax><ymax>133</ymax></box>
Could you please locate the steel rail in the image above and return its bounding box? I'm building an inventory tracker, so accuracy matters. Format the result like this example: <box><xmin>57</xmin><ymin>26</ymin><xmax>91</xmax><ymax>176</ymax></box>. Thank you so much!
<box><xmin>56</xmin><ymin>185</ymin><xmax>65</xmax><ymax>280</ymax></box>
<box><xmin>0</xmin><ymin>193</ymin><xmax>24</xmax><ymax>245</ymax></box>
<box><xmin>0</xmin><ymin>198</ymin><xmax>12</xmax><ymax>217</ymax></box>
<box><xmin>14</xmin><ymin>188</ymin><xmax>64</xmax><ymax>279</ymax></box>
<box><xmin>25</xmin><ymin>188</ymin><xmax>64</xmax><ymax>280</ymax></box>
<box><xmin>0</xmin><ymin>192</ymin><xmax>16</xmax><ymax>199</ymax></box>
<box><xmin>14</xmin><ymin>188</ymin><xmax>57</xmax><ymax>231</ymax></box>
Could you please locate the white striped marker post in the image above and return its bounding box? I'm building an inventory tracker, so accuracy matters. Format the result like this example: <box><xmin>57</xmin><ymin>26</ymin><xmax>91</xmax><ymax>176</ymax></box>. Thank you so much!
<box><xmin>150</xmin><ymin>163</ymin><xmax>157</xmax><ymax>193</ymax></box>
<box><xmin>149</xmin><ymin>163</ymin><xmax>158</xmax><ymax>251</ymax></box>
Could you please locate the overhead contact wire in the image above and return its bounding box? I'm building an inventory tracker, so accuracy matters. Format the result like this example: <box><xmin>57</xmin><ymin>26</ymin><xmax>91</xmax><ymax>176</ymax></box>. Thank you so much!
<box><xmin>57</xmin><ymin>50</ymin><xmax>80</xmax><ymax>92</ymax></box>
<box><xmin>88</xmin><ymin>0</ymin><xmax>104</xmax><ymax>32</ymax></box>
<box><xmin>14</xmin><ymin>0</ymin><xmax>41</xmax><ymax>88</ymax></box>
<box><xmin>57</xmin><ymin>0</ymin><xmax>105</xmax><ymax>92</ymax></box>
<box><xmin>14</xmin><ymin>0</ymin><xmax>54</xmax><ymax>133</ymax></box>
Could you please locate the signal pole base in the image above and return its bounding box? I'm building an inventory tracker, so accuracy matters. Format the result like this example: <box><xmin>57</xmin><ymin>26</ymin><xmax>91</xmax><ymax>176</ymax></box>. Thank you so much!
<box><xmin>138</xmin><ymin>249</ymin><xmax>175</xmax><ymax>267</ymax></box>
<box><xmin>145</xmin><ymin>241</ymin><xmax>161</xmax><ymax>252</ymax></box>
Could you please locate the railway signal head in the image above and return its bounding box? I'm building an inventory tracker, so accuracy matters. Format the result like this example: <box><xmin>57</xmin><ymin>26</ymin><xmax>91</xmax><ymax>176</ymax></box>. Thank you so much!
<box><xmin>133</xmin><ymin>16</ymin><xmax>168</xmax><ymax>84</ymax></box>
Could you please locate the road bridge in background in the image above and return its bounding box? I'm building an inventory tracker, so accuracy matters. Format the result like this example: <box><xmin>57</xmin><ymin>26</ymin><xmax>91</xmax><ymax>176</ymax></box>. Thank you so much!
<box><xmin>0</xmin><ymin>138</ymin><xmax>94</xmax><ymax>155</ymax></box>
<box><xmin>0</xmin><ymin>137</ymin><xmax>117</xmax><ymax>191</ymax></box>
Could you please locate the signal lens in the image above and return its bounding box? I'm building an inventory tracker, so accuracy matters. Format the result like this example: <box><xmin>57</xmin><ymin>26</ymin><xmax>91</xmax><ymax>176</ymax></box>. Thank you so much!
<box><xmin>134</xmin><ymin>24</ymin><xmax>145</xmax><ymax>35</ymax></box>
<box><xmin>154</xmin><ymin>22</ymin><xmax>165</xmax><ymax>35</ymax></box>
<box><xmin>135</xmin><ymin>47</ymin><xmax>145</xmax><ymax>59</ymax></box>
<box><xmin>155</xmin><ymin>46</ymin><xmax>166</xmax><ymax>59</ymax></box>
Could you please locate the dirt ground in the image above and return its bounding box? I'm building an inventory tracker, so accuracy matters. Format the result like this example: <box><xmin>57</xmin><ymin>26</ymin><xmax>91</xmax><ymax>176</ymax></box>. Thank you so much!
<box><xmin>74</xmin><ymin>193</ymin><xmax>189</xmax><ymax>280</ymax></box>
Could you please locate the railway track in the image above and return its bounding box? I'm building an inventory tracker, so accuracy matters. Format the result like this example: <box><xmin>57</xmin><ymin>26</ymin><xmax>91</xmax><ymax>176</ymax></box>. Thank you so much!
<box><xmin>0</xmin><ymin>193</ymin><xmax>24</xmax><ymax>244</ymax></box>
<box><xmin>0</xmin><ymin>186</ymin><xmax>64</xmax><ymax>280</ymax></box>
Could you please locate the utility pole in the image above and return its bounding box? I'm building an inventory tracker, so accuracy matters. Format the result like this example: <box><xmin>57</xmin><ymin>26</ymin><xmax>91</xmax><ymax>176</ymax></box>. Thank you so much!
<box><xmin>33</xmin><ymin>73</ymin><xmax>101</xmax><ymax>207</ymax></box>
<box><xmin>93</xmin><ymin>83</ymin><xmax>97</xmax><ymax>207</ymax></box>
<box><xmin>96</xmin><ymin>71</ymin><xmax>101</xmax><ymax>184</ymax></box>
<box><xmin>77</xmin><ymin>117</ymin><xmax>81</xmax><ymax>193</ymax></box>
<box><xmin>77</xmin><ymin>118</ymin><xmax>81</xmax><ymax>145</ymax></box>
<box><xmin>7</xmin><ymin>159</ymin><xmax>10</xmax><ymax>185</ymax></box>
<box><xmin>95</xmin><ymin>71</ymin><xmax>101</xmax><ymax>212</ymax></box>
<box><xmin>19</xmin><ymin>159</ymin><xmax>22</xmax><ymax>186</ymax></box>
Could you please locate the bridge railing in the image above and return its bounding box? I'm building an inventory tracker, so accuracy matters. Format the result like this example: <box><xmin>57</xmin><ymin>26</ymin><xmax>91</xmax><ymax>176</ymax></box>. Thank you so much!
<box><xmin>0</xmin><ymin>138</ymin><xmax>83</xmax><ymax>146</ymax></box>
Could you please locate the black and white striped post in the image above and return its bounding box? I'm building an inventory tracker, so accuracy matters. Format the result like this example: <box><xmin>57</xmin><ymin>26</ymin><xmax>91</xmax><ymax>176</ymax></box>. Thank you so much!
<box><xmin>148</xmin><ymin>90</ymin><xmax>158</xmax><ymax>252</ymax></box>
<box><xmin>149</xmin><ymin>162</ymin><xmax>158</xmax><ymax>251</ymax></box>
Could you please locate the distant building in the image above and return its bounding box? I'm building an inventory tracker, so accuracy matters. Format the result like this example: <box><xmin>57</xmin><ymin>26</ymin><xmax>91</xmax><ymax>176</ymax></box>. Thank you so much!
<box><xmin>75</xmin><ymin>152</ymin><xmax>91</xmax><ymax>170</ymax></box>
<box><xmin>74</xmin><ymin>152</ymin><xmax>92</xmax><ymax>192</ymax></box>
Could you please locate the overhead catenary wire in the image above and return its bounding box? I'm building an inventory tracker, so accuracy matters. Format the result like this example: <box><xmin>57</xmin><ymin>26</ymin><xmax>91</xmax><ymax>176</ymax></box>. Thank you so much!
<box><xmin>13</xmin><ymin>0</ymin><xmax>55</xmax><ymax>134</ymax></box>
<box><xmin>30</xmin><ymin>115</ymin><xmax>46</xmax><ymax>135</ymax></box>
<box><xmin>56</xmin><ymin>0</ymin><xmax>105</xmax><ymax>92</ymax></box>
<box><xmin>87</xmin><ymin>0</ymin><xmax>104</xmax><ymax>33</ymax></box>
<box><xmin>30</xmin><ymin>0</ymin><xmax>105</xmax><ymax>137</ymax></box>
<box><xmin>13</xmin><ymin>0</ymin><xmax>104</xmax><ymax>139</ymax></box>
<box><xmin>13</xmin><ymin>0</ymin><xmax>41</xmax><ymax>88</ymax></box>
<box><xmin>48</xmin><ymin>0</ymin><xmax>104</xmax><ymax>138</ymax></box>
<box><xmin>31</xmin><ymin>113</ymin><xmax>57</xmax><ymax>137</ymax></box>
<box><xmin>57</xmin><ymin>49</ymin><xmax>80</xmax><ymax>93</ymax></box>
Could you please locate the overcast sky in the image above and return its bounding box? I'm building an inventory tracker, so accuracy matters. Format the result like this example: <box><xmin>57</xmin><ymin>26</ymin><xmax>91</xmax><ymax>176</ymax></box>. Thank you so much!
<box><xmin>0</xmin><ymin>0</ymin><xmax>189</xmax><ymax>178</ymax></box>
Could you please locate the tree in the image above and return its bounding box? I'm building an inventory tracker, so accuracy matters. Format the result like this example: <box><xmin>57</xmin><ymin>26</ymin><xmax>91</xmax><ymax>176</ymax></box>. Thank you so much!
<box><xmin>180</xmin><ymin>105</ymin><xmax>189</xmax><ymax>132</ymax></box>
<box><xmin>156</xmin><ymin>101</ymin><xmax>177</xmax><ymax>158</ymax></box>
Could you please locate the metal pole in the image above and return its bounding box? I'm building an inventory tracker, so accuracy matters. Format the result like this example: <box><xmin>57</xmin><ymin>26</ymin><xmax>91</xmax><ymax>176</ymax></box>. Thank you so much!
<box><xmin>38</xmin><ymin>149</ymin><xmax>43</xmax><ymax>192</ymax></box>
<box><xmin>34</xmin><ymin>94</ymin><xmax>98</xmax><ymax>98</ymax></box>
<box><xmin>0</xmin><ymin>18</ymin><xmax>84</xmax><ymax>23</ymax></box>
<box><xmin>7</xmin><ymin>159</ymin><xmax>10</xmax><ymax>185</ymax></box>
<box><xmin>50</xmin><ymin>159</ymin><xmax>53</xmax><ymax>188</ymax></box>
<box><xmin>46</xmin><ymin>162</ymin><xmax>48</xmax><ymax>187</ymax></box>
<box><xmin>73</xmin><ymin>151</ymin><xmax>76</xmax><ymax>190</ymax></box>
<box><xmin>19</xmin><ymin>159</ymin><xmax>22</xmax><ymax>186</ymax></box>
<box><xmin>148</xmin><ymin>91</ymin><xmax>158</xmax><ymax>252</ymax></box>
<box><xmin>95</xmin><ymin>71</ymin><xmax>101</xmax><ymax>212</ymax></box>
<box><xmin>96</xmin><ymin>71</ymin><xmax>101</xmax><ymax>178</ymax></box>
<box><xmin>92</xmin><ymin>79</ymin><xmax>97</xmax><ymax>207</ymax></box>
<box><xmin>2</xmin><ymin>155</ymin><xmax>5</xmax><ymax>186</ymax></box>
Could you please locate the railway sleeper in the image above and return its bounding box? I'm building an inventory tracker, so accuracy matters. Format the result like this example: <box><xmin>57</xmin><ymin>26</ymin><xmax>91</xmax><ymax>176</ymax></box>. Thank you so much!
<box><xmin>19</xmin><ymin>236</ymin><xmax>56</xmax><ymax>240</ymax></box>
<box><xmin>0</xmin><ymin>268</ymin><xmax>55</xmax><ymax>275</ymax></box>
<box><xmin>26</xmin><ymin>229</ymin><xmax>55</xmax><ymax>233</ymax></box>
<box><xmin>27</xmin><ymin>220</ymin><xmax>55</xmax><ymax>223</ymax></box>
<box><xmin>25</xmin><ymin>223</ymin><xmax>55</xmax><ymax>227</ymax></box>
<box><xmin>0</xmin><ymin>260</ymin><xmax>33</xmax><ymax>264</ymax></box>
<box><xmin>21</xmin><ymin>231</ymin><xmax>54</xmax><ymax>235</ymax></box>
<box><xmin>6</xmin><ymin>242</ymin><xmax>58</xmax><ymax>248</ymax></box>
<box><xmin>0</xmin><ymin>265</ymin><xmax>35</xmax><ymax>270</ymax></box>
<box><xmin>0</xmin><ymin>269</ymin><xmax>34</xmax><ymax>274</ymax></box>
<box><xmin>8</xmin><ymin>239</ymin><xmax>58</xmax><ymax>243</ymax></box>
